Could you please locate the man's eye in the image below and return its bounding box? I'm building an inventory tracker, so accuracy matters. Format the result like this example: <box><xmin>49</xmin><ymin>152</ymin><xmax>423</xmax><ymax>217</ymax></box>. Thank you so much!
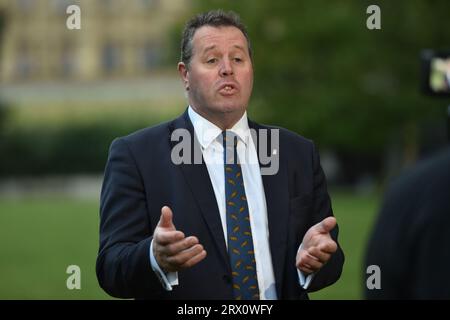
<box><xmin>233</xmin><ymin>57</ymin><xmax>243</xmax><ymax>63</ymax></box>
<box><xmin>207</xmin><ymin>58</ymin><xmax>217</xmax><ymax>64</ymax></box>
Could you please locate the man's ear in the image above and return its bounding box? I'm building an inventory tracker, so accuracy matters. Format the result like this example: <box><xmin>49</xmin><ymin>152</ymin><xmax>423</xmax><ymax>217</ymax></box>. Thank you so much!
<box><xmin>178</xmin><ymin>62</ymin><xmax>189</xmax><ymax>91</ymax></box>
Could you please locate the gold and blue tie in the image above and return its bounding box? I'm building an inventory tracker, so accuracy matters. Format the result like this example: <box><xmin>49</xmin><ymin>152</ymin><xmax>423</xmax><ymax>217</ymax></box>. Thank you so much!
<box><xmin>223</xmin><ymin>131</ymin><xmax>259</xmax><ymax>300</ymax></box>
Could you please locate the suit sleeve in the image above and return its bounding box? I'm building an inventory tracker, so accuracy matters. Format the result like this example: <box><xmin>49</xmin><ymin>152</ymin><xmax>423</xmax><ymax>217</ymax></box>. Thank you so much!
<box><xmin>96</xmin><ymin>137</ymin><xmax>161</xmax><ymax>299</ymax></box>
<box><xmin>306</xmin><ymin>142</ymin><xmax>345</xmax><ymax>293</ymax></box>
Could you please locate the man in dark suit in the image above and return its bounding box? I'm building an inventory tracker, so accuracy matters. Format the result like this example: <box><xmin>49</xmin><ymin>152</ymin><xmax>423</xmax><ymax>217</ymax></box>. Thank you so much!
<box><xmin>96</xmin><ymin>10</ymin><xmax>344</xmax><ymax>300</ymax></box>
<box><xmin>365</xmin><ymin>147</ymin><xmax>450</xmax><ymax>299</ymax></box>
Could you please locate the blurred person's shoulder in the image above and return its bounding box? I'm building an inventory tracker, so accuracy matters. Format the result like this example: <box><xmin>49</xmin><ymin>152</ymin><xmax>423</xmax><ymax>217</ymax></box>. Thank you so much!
<box><xmin>389</xmin><ymin>147</ymin><xmax>450</xmax><ymax>194</ymax></box>
<box><xmin>383</xmin><ymin>147</ymin><xmax>450</xmax><ymax>222</ymax></box>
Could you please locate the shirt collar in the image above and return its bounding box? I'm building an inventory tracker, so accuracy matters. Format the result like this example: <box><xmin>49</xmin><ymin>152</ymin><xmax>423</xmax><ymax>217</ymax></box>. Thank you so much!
<box><xmin>188</xmin><ymin>105</ymin><xmax>251</xmax><ymax>150</ymax></box>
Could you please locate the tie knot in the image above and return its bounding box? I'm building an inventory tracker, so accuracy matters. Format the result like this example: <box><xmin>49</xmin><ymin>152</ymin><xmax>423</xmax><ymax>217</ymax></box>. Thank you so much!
<box><xmin>222</xmin><ymin>130</ymin><xmax>238</xmax><ymax>149</ymax></box>
<box><xmin>222</xmin><ymin>131</ymin><xmax>239</xmax><ymax>165</ymax></box>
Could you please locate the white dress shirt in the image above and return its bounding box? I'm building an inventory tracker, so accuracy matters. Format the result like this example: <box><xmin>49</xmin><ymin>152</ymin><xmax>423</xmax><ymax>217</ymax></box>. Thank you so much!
<box><xmin>150</xmin><ymin>106</ymin><xmax>313</xmax><ymax>299</ymax></box>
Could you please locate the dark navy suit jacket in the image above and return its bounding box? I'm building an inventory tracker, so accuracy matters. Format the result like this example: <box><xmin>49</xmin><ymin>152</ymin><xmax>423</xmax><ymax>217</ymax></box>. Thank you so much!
<box><xmin>96</xmin><ymin>110</ymin><xmax>344</xmax><ymax>299</ymax></box>
<box><xmin>365</xmin><ymin>147</ymin><xmax>450</xmax><ymax>299</ymax></box>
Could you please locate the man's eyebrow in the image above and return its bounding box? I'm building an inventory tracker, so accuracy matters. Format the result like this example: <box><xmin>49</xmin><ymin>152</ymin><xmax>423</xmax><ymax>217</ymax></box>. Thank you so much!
<box><xmin>201</xmin><ymin>44</ymin><xmax>247</xmax><ymax>55</ymax></box>
<box><xmin>232</xmin><ymin>45</ymin><xmax>246</xmax><ymax>52</ymax></box>
<box><xmin>202</xmin><ymin>45</ymin><xmax>216</xmax><ymax>55</ymax></box>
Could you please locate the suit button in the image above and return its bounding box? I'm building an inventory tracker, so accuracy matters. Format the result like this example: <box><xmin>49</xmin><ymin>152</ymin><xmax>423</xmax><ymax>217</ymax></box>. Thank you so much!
<box><xmin>222</xmin><ymin>275</ymin><xmax>232</xmax><ymax>284</ymax></box>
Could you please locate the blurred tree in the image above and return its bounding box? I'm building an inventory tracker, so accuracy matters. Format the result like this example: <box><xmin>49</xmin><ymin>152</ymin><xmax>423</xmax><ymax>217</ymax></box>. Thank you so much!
<box><xmin>190</xmin><ymin>0</ymin><xmax>449</xmax><ymax>167</ymax></box>
<box><xmin>0</xmin><ymin>100</ymin><xmax>7</xmax><ymax>132</ymax></box>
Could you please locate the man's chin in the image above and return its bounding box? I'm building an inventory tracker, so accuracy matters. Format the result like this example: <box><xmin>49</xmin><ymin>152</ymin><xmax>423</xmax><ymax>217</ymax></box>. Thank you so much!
<box><xmin>216</xmin><ymin>102</ymin><xmax>245</xmax><ymax>114</ymax></box>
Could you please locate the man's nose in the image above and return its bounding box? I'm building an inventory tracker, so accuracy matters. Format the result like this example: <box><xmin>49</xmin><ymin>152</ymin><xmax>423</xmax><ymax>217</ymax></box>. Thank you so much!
<box><xmin>219</xmin><ymin>58</ymin><xmax>234</xmax><ymax>77</ymax></box>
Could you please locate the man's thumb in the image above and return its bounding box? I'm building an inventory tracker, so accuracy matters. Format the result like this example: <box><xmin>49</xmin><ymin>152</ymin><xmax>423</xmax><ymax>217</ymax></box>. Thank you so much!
<box><xmin>158</xmin><ymin>206</ymin><xmax>175</xmax><ymax>229</ymax></box>
<box><xmin>316</xmin><ymin>216</ymin><xmax>337</xmax><ymax>234</ymax></box>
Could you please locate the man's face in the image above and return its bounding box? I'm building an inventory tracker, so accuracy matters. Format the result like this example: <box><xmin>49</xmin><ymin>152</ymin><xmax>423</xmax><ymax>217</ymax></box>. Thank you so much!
<box><xmin>179</xmin><ymin>26</ymin><xmax>253</xmax><ymax>126</ymax></box>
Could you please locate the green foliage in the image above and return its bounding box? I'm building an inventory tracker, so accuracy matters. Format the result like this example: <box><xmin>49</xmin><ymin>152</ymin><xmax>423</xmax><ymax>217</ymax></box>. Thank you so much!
<box><xmin>192</xmin><ymin>0</ymin><xmax>449</xmax><ymax>153</ymax></box>
<box><xmin>0</xmin><ymin>101</ymin><xmax>184</xmax><ymax>177</ymax></box>
<box><xmin>0</xmin><ymin>100</ymin><xmax>9</xmax><ymax>131</ymax></box>
<box><xmin>0</xmin><ymin>120</ymin><xmax>152</xmax><ymax>177</ymax></box>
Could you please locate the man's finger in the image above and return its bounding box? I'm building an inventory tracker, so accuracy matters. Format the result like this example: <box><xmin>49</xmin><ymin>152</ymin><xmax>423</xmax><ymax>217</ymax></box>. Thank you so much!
<box><xmin>297</xmin><ymin>250</ymin><xmax>318</xmax><ymax>272</ymax></box>
<box><xmin>180</xmin><ymin>250</ymin><xmax>207</xmax><ymax>269</ymax></box>
<box><xmin>297</xmin><ymin>261</ymin><xmax>314</xmax><ymax>274</ymax></box>
<box><xmin>155</xmin><ymin>230</ymin><xmax>185</xmax><ymax>245</ymax></box>
<box><xmin>308</xmin><ymin>246</ymin><xmax>332</xmax><ymax>264</ymax></box>
<box><xmin>158</xmin><ymin>206</ymin><xmax>176</xmax><ymax>229</ymax></box>
<box><xmin>163</xmin><ymin>236</ymin><xmax>199</xmax><ymax>256</ymax></box>
<box><xmin>299</xmin><ymin>266</ymin><xmax>314</xmax><ymax>274</ymax></box>
<box><xmin>166</xmin><ymin>244</ymin><xmax>204</xmax><ymax>266</ymax></box>
<box><xmin>319</xmin><ymin>240</ymin><xmax>338</xmax><ymax>254</ymax></box>
<box><xmin>316</xmin><ymin>216</ymin><xmax>337</xmax><ymax>234</ymax></box>
<box><xmin>301</xmin><ymin>253</ymin><xmax>323</xmax><ymax>270</ymax></box>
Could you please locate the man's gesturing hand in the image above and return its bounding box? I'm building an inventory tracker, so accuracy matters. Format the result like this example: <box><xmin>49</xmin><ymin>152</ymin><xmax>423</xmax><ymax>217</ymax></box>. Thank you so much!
<box><xmin>153</xmin><ymin>206</ymin><xmax>207</xmax><ymax>273</ymax></box>
<box><xmin>296</xmin><ymin>216</ymin><xmax>338</xmax><ymax>274</ymax></box>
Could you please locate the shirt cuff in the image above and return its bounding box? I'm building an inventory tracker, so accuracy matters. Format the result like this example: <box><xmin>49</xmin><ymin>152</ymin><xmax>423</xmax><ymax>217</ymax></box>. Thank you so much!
<box><xmin>149</xmin><ymin>239</ymin><xmax>179</xmax><ymax>291</ymax></box>
<box><xmin>297</xmin><ymin>243</ymin><xmax>316</xmax><ymax>290</ymax></box>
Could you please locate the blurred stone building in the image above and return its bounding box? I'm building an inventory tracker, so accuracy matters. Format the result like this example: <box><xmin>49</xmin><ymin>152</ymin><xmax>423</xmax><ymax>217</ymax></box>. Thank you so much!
<box><xmin>0</xmin><ymin>0</ymin><xmax>190</xmax><ymax>83</ymax></box>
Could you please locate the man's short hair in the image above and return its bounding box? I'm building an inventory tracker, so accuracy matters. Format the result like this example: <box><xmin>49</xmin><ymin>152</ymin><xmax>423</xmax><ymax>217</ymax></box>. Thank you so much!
<box><xmin>180</xmin><ymin>10</ymin><xmax>252</xmax><ymax>68</ymax></box>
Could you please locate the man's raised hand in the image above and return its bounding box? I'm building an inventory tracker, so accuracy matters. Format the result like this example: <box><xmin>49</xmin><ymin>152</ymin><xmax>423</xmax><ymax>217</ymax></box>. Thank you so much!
<box><xmin>296</xmin><ymin>216</ymin><xmax>338</xmax><ymax>274</ymax></box>
<box><xmin>152</xmin><ymin>206</ymin><xmax>207</xmax><ymax>272</ymax></box>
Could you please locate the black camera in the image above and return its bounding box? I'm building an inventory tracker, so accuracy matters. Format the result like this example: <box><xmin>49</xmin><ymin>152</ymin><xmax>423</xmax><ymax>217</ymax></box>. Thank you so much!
<box><xmin>421</xmin><ymin>50</ymin><xmax>450</xmax><ymax>97</ymax></box>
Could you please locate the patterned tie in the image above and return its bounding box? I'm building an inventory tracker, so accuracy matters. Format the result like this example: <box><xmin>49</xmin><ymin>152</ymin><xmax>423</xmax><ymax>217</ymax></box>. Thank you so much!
<box><xmin>223</xmin><ymin>131</ymin><xmax>260</xmax><ymax>300</ymax></box>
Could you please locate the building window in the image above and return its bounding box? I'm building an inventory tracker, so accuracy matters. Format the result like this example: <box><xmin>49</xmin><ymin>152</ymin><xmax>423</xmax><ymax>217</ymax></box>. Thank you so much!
<box><xmin>102</xmin><ymin>43</ymin><xmax>121</xmax><ymax>74</ymax></box>
<box><xmin>0</xmin><ymin>10</ymin><xmax>5</xmax><ymax>44</ymax></box>
<box><xmin>15</xmin><ymin>43</ymin><xmax>34</xmax><ymax>79</ymax></box>
<box><xmin>140</xmin><ymin>42</ymin><xmax>161</xmax><ymax>71</ymax></box>
<box><xmin>100</xmin><ymin>0</ymin><xmax>121</xmax><ymax>13</ymax></box>
<box><xmin>16</xmin><ymin>0</ymin><xmax>35</xmax><ymax>14</ymax></box>
<box><xmin>51</xmin><ymin>0</ymin><xmax>76</xmax><ymax>15</ymax></box>
<box><xmin>61</xmin><ymin>44</ymin><xmax>76</xmax><ymax>78</ymax></box>
<box><xmin>138</xmin><ymin>0</ymin><xmax>160</xmax><ymax>10</ymax></box>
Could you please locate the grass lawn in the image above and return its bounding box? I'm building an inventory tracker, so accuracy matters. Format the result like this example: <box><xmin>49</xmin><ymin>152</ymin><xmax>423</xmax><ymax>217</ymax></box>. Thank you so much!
<box><xmin>309</xmin><ymin>190</ymin><xmax>380</xmax><ymax>300</ymax></box>
<box><xmin>0</xmin><ymin>197</ymin><xmax>110</xmax><ymax>299</ymax></box>
<box><xmin>0</xmin><ymin>191</ymin><xmax>380</xmax><ymax>299</ymax></box>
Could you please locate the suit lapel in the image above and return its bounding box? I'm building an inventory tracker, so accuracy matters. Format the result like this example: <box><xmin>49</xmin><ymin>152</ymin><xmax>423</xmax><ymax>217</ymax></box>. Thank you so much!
<box><xmin>249</xmin><ymin>120</ymin><xmax>290</xmax><ymax>298</ymax></box>
<box><xmin>168</xmin><ymin>110</ymin><xmax>230</xmax><ymax>273</ymax></box>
